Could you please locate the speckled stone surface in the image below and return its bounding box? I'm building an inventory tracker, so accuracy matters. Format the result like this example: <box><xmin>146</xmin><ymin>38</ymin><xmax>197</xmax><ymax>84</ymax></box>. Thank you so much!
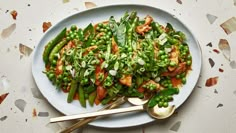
<box><xmin>1</xmin><ymin>0</ymin><xmax>236</xmax><ymax>133</ymax></box>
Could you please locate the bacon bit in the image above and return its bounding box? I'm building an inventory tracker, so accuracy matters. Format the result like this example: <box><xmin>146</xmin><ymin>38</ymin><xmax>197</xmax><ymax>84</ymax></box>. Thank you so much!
<box><xmin>0</xmin><ymin>93</ymin><xmax>9</xmax><ymax>104</ymax></box>
<box><xmin>219</xmin><ymin>68</ymin><xmax>224</xmax><ymax>72</ymax></box>
<box><xmin>162</xmin><ymin>62</ymin><xmax>187</xmax><ymax>77</ymax></box>
<box><xmin>136</xmin><ymin>15</ymin><xmax>153</xmax><ymax>36</ymax></box>
<box><xmin>32</xmin><ymin>108</ymin><xmax>37</xmax><ymax>117</ymax></box>
<box><xmin>208</xmin><ymin>58</ymin><xmax>215</xmax><ymax>68</ymax></box>
<box><xmin>213</xmin><ymin>49</ymin><xmax>220</xmax><ymax>54</ymax></box>
<box><xmin>205</xmin><ymin>77</ymin><xmax>219</xmax><ymax>87</ymax></box>
<box><xmin>83</xmin><ymin>45</ymin><xmax>98</xmax><ymax>56</ymax></box>
<box><xmin>137</xmin><ymin>87</ymin><xmax>145</xmax><ymax>93</ymax></box>
<box><xmin>94</xmin><ymin>96</ymin><xmax>101</xmax><ymax>105</ymax></box>
<box><xmin>119</xmin><ymin>75</ymin><xmax>132</xmax><ymax>87</ymax></box>
<box><xmin>168</xmin><ymin>46</ymin><xmax>179</xmax><ymax>71</ymax></box>
<box><xmin>112</xmin><ymin>37</ymin><xmax>119</xmax><ymax>54</ymax></box>
<box><xmin>97</xmin><ymin>85</ymin><xmax>107</xmax><ymax>100</ymax></box>
<box><xmin>171</xmin><ymin>77</ymin><xmax>182</xmax><ymax>87</ymax></box>
<box><xmin>85</xmin><ymin>2</ymin><xmax>97</xmax><ymax>9</ymax></box>
<box><xmin>10</xmin><ymin>10</ymin><xmax>17</xmax><ymax>20</ymax></box>
<box><xmin>42</xmin><ymin>22</ymin><xmax>52</xmax><ymax>32</ymax></box>
<box><xmin>136</xmin><ymin>25</ymin><xmax>152</xmax><ymax>36</ymax></box>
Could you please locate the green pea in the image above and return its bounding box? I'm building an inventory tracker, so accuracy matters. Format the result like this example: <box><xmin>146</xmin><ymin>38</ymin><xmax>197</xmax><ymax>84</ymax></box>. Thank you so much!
<box><xmin>96</xmin><ymin>27</ymin><xmax>100</xmax><ymax>31</ymax></box>
<box><xmin>105</xmin><ymin>35</ymin><xmax>110</xmax><ymax>40</ymax></box>
<box><xmin>91</xmin><ymin>42</ymin><xmax>95</xmax><ymax>45</ymax></box>
<box><xmin>57</xmin><ymin>75</ymin><xmax>62</xmax><ymax>80</ymax></box>
<box><xmin>75</xmin><ymin>35</ymin><xmax>79</xmax><ymax>39</ymax></box>
<box><xmin>108</xmin><ymin>31</ymin><xmax>112</xmax><ymax>36</ymax></box>
<box><xmin>69</xmin><ymin>31</ymin><xmax>73</xmax><ymax>35</ymax></box>
<box><xmin>176</xmin><ymin>74</ymin><xmax>181</xmax><ymax>79</ymax></box>
<box><xmin>182</xmin><ymin>51</ymin><xmax>187</xmax><ymax>56</ymax></box>
<box><xmin>48</xmin><ymin>73</ymin><xmax>54</xmax><ymax>80</ymax></box>
<box><xmin>184</xmin><ymin>46</ymin><xmax>189</xmax><ymax>51</ymax></box>
<box><xmin>159</xmin><ymin>95</ymin><xmax>164</xmax><ymax>100</ymax></box>
<box><xmin>175</xmin><ymin>88</ymin><xmax>179</xmax><ymax>94</ymax></box>
<box><xmin>52</xmin><ymin>60</ymin><xmax>57</xmax><ymax>66</ymax></box>
<box><xmin>164</xmin><ymin>96</ymin><xmax>169</xmax><ymax>101</ymax></box>
<box><xmin>104</xmin><ymin>29</ymin><xmax>108</xmax><ymax>32</ymax></box>
<box><xmin>163</xmin><ymin>102</ymin><xmax>168</xmax><ymax>107</ymax></box>
<box><xmin>160</xmin><ymin>55</ymin><xmax>165</xmax><ymax>60</ymax></box>
<box><xmin>187</xmin><ymin>55</ymin><xmax>192</xmax><ymax>60</ymax></box>
<box><xmin>98</xmin><ymin>23</ymin><xmax>103</xmax><ymax>27</ymax></box>
<box><xmin>70</xmin><ymin>25</ymin><xmax>77</xmax><ymax>31</ymax></box>
<box><xmin>164</xmin><ymin>58</ymin><xmax>169</xmax><ymax>62</ymax></box>
<box><xmin>100</xmin><ymin>28</ymin><xmax>105</xmax><ymax>32</ymax></box>
<box><xmin>168</xmin><ymin>83</ymin><xmax>173</xmax><ymax>88</ymax></box>
<box><xmin>70</xmin><ymin>34</ymin><xmax>75</xmax><ymax>39</ymax></box>
<box><xmin>167</xmin><ymin>95</ymin><xmax>173</xmax><ymax>101</ymax></box>
<box><xmin>158</xmin><ymin>101</ymin><xmax>163</xmax><ymax>107</ymax></box>
<box><xmin>187</xmin><ymin>60</ymin><xmax>192</xmax><ymax>65</ymax></box>
<box><xmin>182</xmin><ymin>77</ymin><xmax>186</xmax><ymax>84</ymax></box>
<box><xmin>92</xmin><ymin>39</ymin><xmax>96</xmax><ymax>43</ymax></box>
<box><xmin>127</xmin><ymin>47</ymin><xmax>132</xmax><ymax>52</ymax></box>
<box><xmin>63</xmin><ymin>77</ymin><xmax>68</xmax><ymax>82</ymax></box>
<box><xmin>169</xmin><ymin>61</ymin><xmax>176</xmax><ymax>67</ymax></box>
<box><xmin>155</xmin><ymin>97</ymin><xmax>160</xmax><ymax>102</ymax></box>
<box><xmin>159</xmin><ymin>50</ymin><xmax>164</xmax><ymax>55</ymax></box>
<box><xmin>128</xmin><ymin>32</ymin><xmax>132</xmax><ymax>36</ymax></box>
<box><xmin>106</xmin><ymin>41</ymin><xmax>110</xmax><ymax>44</ymax></box>
<box><xmin>66</xmin><ymin>36</ymin><xmax>71</xmax><ymax>41</ymax></box>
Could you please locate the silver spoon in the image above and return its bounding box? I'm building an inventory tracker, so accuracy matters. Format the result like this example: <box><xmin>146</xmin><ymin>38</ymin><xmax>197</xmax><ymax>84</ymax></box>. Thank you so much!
<box><xmin>60</xmin><ymin>95</ymin><xmax>151</xmax><ymax>133</ymax></box>
<box><xmin>50</xmin><ymin>101</ymin><xmax>175</xmax><ymax>123</ymax></box>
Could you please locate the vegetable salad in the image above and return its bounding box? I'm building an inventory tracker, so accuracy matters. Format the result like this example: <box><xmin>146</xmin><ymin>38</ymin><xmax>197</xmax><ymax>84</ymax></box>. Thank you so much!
<box><xmin>43</xmin><ymin>11</ymin><xmax>192</xmax><ymax>108</ymax></box>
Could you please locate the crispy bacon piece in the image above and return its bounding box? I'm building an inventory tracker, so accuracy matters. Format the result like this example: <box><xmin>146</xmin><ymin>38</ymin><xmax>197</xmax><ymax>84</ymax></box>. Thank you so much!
<box><xmin>168</xmin><ymin>46</ymin><xmax>180</xmax><ymax>71</ymax></box>
<box><xmin>96</xmin><ymin>85</ymin><xmax>107</xmax><ymax>100</ymax></box>
<box><xmin>137</xmin><ymin>80</ymin><xmax>160</xmax><ymax>93</ymax></box>
<box><xmin>83</xmin><ymin>45</ymin><xmax>98</xmax><ymax>56</ymax></box>
<box><xmin>112</xmin><ymin>37</ymin><xmax>119</xmax><ymax>54</ymax></box>
<box><xmin>136</xmin><ymin>15</ymin><xmax>153</xmax><ymax>36</ymax></box>
<box><xmin>162</xmin><ymin>62</ymin><xmax>187</xmax><ymax>77</ymax></box>
<box><xmin>119</xmin><ymin>75</ymin><xmax>132</xmax><ymax>87</ymax></box>
<box><xmin>55</xmin><ymin>41</ymin><xmax>75</xmax><ymax>75</ymax></box>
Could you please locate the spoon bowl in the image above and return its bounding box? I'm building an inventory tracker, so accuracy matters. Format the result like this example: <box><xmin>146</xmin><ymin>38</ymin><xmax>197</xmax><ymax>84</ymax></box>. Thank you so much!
<box><xmin>147</xmin><ymin>105</ymin><xmax>176</xmax><ymax>119</ymax></box>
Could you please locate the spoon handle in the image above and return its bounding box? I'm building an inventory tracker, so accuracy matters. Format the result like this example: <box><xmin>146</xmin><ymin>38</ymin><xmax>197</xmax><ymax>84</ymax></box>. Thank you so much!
<box><xmin>60</xmin><ymin>96</ymin><xmax>126</xmax><ymax>133</ymax></box>
<box><xmin>50</xmin><ymin>105</ymin><xmax>144</xmax><ymax>123</ymax></box>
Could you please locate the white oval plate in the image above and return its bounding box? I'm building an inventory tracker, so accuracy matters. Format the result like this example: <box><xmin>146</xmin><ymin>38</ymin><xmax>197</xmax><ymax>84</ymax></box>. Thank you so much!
<box><xmin>32</xmin><ymin>4</ymin><xmax>202</xmax><ymax>128</ymax></box>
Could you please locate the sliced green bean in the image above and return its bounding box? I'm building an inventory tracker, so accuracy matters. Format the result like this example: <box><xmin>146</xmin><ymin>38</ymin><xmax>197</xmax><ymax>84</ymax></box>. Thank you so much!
<box><xmin>78</xmin><ymin>85</ymin><xmax>86</xmax><ymax>107</ymax></box>
<box><xmin>43</xmin><ymin>28</ymin><xmax>67</xmax><ymax>64</ymax></box>
<box><xmin>67</xmin><ymin>79</ymin><xmax>78</xmax><ymax>103</ymax></box>
<box><xmin>49</xmin><ymin>39</ymin><xmax>67</xmax><ymax>63</ymax></box>
<box><xmin>88</xmin><ymin>91</ymin><xmax>96</xmax><ymax>106</ymax></box>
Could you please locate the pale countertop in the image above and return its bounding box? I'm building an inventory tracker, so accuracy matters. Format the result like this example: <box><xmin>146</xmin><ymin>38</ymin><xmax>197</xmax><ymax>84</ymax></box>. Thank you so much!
<box><xmin>1</xmin><ymin>0</ymin><xmax>236</xmax><ymax>133</ymax></box>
